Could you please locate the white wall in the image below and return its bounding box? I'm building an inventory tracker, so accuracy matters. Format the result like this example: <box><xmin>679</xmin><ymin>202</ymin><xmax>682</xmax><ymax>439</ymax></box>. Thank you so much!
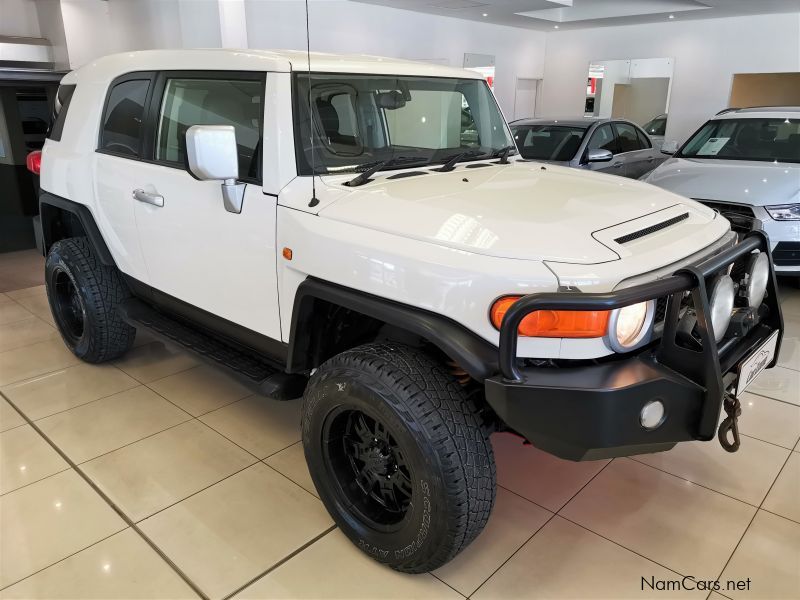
<box><xmin>540</xmin><ymin>13</ymin><xmax>800</xmax><ymax>143</ymax></box>
<box><xmin>0</xmin><ymin>0</ymin><xmax>40</xmax><ymax>37</ymax></box>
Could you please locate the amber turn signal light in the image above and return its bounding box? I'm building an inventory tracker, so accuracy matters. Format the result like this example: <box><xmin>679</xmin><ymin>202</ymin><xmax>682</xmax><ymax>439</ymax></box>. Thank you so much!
<box><xmin>282</xmin><ymin>247</ymin><xmax>293</xmax><ymax>260</ymax></box>
<box><xmin>490</xmin><ymin>296</ymin><xmax>610</xmax><ymax>338</ymax></box>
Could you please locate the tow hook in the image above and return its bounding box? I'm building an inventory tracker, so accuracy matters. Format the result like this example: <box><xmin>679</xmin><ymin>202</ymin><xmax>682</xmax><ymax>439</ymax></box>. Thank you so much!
<box><xmin>717</xmin><ymin>393</ymin><xmax>742</xmax><ymax>452</ymax></box>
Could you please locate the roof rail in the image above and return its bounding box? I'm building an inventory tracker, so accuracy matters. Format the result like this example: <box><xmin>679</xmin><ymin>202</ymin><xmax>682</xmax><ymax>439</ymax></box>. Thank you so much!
<box><xmin>715</xmin><ymin>107</ymin><xmax>740</xmax><ymax>115</ymax></box>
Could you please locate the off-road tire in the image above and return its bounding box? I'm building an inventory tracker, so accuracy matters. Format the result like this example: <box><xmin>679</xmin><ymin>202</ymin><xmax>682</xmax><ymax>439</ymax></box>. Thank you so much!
<box><xmin>302</xmin><ymin>342</ymin><xmax>496</xmax><ymax>573</ymax></box>
<box><xmin>45</xmin><ymin>237</ymin><xmax>135</xmax><ymax>362</ymax></box>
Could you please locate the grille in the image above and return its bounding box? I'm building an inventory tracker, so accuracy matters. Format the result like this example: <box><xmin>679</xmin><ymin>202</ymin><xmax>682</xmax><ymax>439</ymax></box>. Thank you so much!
<box><xmin>774</xmin><ymin>242</ymin><xmax>800</xmax><ymax>266</ymax></box>
<box><xmin>614</xmin><ymin>213</ymin><xmax>689</xmax><ymax>244</ymax></box>
<box><xmin>694</xmin><ymin>199</ymin><xmax>758</xmax><ymax>234</ymax></box>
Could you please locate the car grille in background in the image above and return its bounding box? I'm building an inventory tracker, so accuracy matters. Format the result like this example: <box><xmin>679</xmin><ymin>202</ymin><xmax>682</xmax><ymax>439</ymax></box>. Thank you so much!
<box><xmin>614</xmin><ymin>213</ymin><xmax>689</xmax><ymax>244</ymax></box>
<box><xmin>773</xmin><ymin>242</ymin><xmax>800</xmax><ymax>266</ymax></box>
<box><xmin>693</xmin><ymin>199</ymin><xmax>759</xmax><ymax>234</ymax></box>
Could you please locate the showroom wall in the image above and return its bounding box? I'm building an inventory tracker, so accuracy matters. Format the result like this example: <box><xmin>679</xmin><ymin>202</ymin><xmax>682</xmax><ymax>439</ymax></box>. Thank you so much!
<box><xmin>0</xmin><ymin>0</ymin><xmax>41</xmax><ymax>37</ymax></box>
<box><xmin>539</xmin><ymin>12</ymin><xmax>800</xmax><ymax>144</ymax></box>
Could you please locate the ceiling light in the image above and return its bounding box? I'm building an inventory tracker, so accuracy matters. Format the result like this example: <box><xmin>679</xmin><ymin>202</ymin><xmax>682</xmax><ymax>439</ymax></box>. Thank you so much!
<box><xmin>554</xmin><ymin>25</ymin><xmax>559</xmax><ymax>29</ymax></box>
<box><xmin>482</xmin><ymin>13</ymin><xmax>488</xmax><ymax>17</ymax></box>
<box><xmin>668</xmin><ymin>14</ymin><xmax>674</xmax><ymax>19</ymax></box>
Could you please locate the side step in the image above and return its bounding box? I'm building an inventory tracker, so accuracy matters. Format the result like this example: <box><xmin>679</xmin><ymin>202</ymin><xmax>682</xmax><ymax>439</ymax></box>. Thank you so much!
<box><xmin>118</xmin><ymin>299</ymin><xmax>306</xmax><ymax>400</ymax></box>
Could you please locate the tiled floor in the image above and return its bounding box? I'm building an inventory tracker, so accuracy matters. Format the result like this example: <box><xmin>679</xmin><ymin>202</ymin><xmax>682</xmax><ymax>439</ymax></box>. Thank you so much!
<box><xmin>0</xmin><ymin>252</ymin><xmax>798</xmax><ymax>600</ymax></box>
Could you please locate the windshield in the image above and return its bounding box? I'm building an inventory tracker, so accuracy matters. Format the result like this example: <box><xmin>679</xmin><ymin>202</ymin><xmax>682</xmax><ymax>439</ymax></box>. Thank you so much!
<box><xmin>293</xmin><ymin>73</ymin><xmax>514</xmax><ymax>174</ymax></box>
<box><xmin>511</xmin><ymin>125</ymin><xmax>587</xmax><ymax>161</ymax></box>
<box><xmin>678</xmin><ymin>117</ymin><xmax>800</xmax><ymax>163</ymax></box>
<box><xmin>643</xmin><ymin>116</ymin><xmax>666</xmax><ymax>137</ymax></box>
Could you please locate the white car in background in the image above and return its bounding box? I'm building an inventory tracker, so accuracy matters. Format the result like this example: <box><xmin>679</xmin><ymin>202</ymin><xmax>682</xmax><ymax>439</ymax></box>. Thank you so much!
<box><xmin>644</xmin><ymin>107</ymin><xmax>800</xmax><ymax>282</ymax></box>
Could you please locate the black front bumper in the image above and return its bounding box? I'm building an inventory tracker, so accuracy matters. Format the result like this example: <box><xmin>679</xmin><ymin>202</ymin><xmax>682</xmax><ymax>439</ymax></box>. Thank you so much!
<box><xmin>484</xmin><ymin>231</ymin><xmax>784</xmax><ymax>461</ymax></box>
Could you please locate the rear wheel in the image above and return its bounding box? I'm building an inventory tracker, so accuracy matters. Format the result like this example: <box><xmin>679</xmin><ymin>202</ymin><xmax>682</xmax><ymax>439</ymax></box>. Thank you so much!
<box><xmin>302</xmin><ymin>342</ymin><xmax>495</xmax><ymax>573</ymax></box>
<box><xmin>45</xmin><ymin>237</ymin><xmax>135</xmax><ymax>362</ymax></box>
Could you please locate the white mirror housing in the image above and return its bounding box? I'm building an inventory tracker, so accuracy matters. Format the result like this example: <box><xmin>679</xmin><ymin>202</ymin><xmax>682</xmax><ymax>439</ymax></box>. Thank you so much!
<box><xmin>185</xmin><ymin>125</ymin><xmax>239</xmax><ymax>181</ymax></box>
<box><xmin>661</xmin><ymin>140</ymin><xmax>679</xmax><ymax>155</ymax></box>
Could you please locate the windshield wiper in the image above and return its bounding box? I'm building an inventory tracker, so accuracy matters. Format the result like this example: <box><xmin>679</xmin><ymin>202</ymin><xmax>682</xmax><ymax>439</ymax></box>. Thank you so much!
<box><xmin>432</xmin><ymin>149</ymin><xmax>485</xmax><ymax>172</ymax></box>
<box><xmin>343</xmin><ymin>156</ymin><xmax>424</xmax><ymax>187</ymax></box>
<box><xmin>492</xmin><ymin>145</ymin><xmax>516</xmax><ymax>164</ymax></box>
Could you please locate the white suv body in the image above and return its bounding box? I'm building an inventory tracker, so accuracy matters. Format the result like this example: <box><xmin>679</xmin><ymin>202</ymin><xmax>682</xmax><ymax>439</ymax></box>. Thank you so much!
<box><xmin>37</xmin><ymin>50</ymin><xmax>784</xmax><ymax>573</ymax></box>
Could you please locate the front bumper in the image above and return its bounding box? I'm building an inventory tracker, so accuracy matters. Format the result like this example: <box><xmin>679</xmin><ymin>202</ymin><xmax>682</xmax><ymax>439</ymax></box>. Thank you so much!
<box><xmin>484</xmin><ymin>231</ymin><xmax>784</xmax><ymax>461</ymax></box>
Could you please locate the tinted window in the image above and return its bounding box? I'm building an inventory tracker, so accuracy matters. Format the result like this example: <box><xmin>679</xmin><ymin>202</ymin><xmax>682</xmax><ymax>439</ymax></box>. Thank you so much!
<box><xmin>643</xmin><ymin>116</ymin><xmax>667</xmax><ymax>136</ymax></box>
<box><xmin>100</xmin><ymin>79</ymin><xmax>150</xmax><ymax>157</ymax></box>
<box><xmin>156</xmin><ymin>78</ymin><xmax>262</xmax><ymax>180</ymax></box>
<box><xmin>615</xmin><ymin>122</ymin><xmax>644</xmax><ymax>153</ymax></box>
<box><xmin>636</xmin><ymin>127</ymin><xmax>651</xmax><ymax>149</ymax></box>
<box><xmin>679</xmin><ymin>117</ymin><xmax>800</xmax><ymax>163</ymax></box>
<box><xmin>511</xmin><ymin>125</ymin><xmax>586</xmax><ymax>161</ymax></box>
<box><xmin>48</xmin><ymin>84</ymin><xmax>76</xmax><ymax>142</ymax></box>
<box><xmin>587</xmin><ymin>124</ymin><xmax>617</xmax><ymax>154</ymax></box>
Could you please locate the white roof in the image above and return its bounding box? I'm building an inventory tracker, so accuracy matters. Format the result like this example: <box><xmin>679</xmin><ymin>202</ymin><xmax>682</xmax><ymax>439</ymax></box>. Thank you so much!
<box><xmin>64</xmin><ymin>49</ymin><xmax>482</xmax><ymax>85</ymax></box>
<box><xmin>713</xmin><ymin>107</ymin><xmax>800</xmax><ymax>120</ymax></box>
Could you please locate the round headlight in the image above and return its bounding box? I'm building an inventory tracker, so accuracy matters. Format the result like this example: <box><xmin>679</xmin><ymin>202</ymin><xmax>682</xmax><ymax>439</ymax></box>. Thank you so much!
<box><xmin>745</xmin><ymin>252</ymin><xmax>769</xmax><ymax>308</ymax></box>
<box><xmin>709</xmin><ymin>275</ymin><xmax>735</xmax><ymax>342</ymax></box>
<box><xmin>609</xmin><ymin>300</ymin><xmax>654</xmax><ymax>352</ymax></box>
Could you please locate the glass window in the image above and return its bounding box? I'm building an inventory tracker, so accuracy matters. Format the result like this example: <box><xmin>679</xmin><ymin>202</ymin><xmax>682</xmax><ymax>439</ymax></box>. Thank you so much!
<box><xmin>636</xmin><ymin>127</ymin><xmax>652</xmax><ymax>149</ymax></box>
<box><xmin>511</xmin><ymin>125</ymin><xmax>587</xmax><ymax>161</ymax></box>
<box><xmin>643</xmin><ymin>116</ymin><xmax>667</xmax><ymax>137</ymax></box>
<box><xmin>293</xmin><ymin>73</ymin><xmax>514</xmax><ymax>174</ymax></box>
<box><xmin>100</xmin><ymin>79</ymin><xmax>150</xmax><ymax>157</ymax></box>
<box><xmin>615</xmin><ymin>122</ymin><xmax>644</xmax><ymax>153</ymax></box>
<box><xmin>156</xmin><ymin>78</ymin><xmax>263</xmax><ymax>180</ymax></box>
<box><xmin>679</xmin><ymin>117</ymin><xmax>800</xmax><ymax>163</ymax></box>
<box><xmin>587</xmin><ymin>124</ymin><xmax>617</xmax><ymax>154</ymax></box>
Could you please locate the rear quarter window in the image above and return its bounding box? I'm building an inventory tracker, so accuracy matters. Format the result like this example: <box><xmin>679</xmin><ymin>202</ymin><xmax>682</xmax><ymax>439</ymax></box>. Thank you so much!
<box><xmin>48</xmin><ymin>84</ymin><xmax>76</xmax><ymax>142</ymax></box>
<box><xmin>99</xmin><ymin>78</ymin><xmax>151</xmax><ymax>157</ymax></box>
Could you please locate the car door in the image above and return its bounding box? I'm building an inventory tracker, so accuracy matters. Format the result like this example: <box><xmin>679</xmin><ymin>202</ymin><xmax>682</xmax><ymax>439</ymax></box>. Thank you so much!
<box><xmin>583</xmin><ymin>123</ymin><xmax>624</xmax><ymax>175</ymax></box>
<box><xmin>613</xmin><ymin>121</ymin><xmax>657</xmax><ymax>179</ymax></box>
<box><xmin>131</xmin><ymin>71</ymin><xmax>282</xmax><ymax>341</ymax></box>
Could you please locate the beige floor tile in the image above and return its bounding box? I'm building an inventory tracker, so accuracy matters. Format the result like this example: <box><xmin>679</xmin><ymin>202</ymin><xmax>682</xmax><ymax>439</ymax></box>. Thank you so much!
<box><xmin>762</xmin><ymin>451</ymin><xmax>800</xmax><ymax>523</ymax></box>
<box><xmin>747</xmin><ymin>365</ymin><xmax>800</xmax><ymax>405</ymax></box>
<box><xmin>0</xmin><ymin>293</ymin><xmax>12</xmax><ymax>304</ymax></box>
<box><xmin>473</xmin><ymin>516</ymin><xmax>704</xmax><ymax>600</ymax></box>
<box><xmin>131</xmin><ymin>327</ymin><xmax>161</xmax><ymax>348</ymax></box>
<box><xmin>720</xmin><ymin>510</ymin><xmax>800</xmax><ymax>600</ymax></box>
<box><xmin>777</xmin><ymin>312</ymin><xmax>799</xmax><ymax>370</ymax></box>
<box><xmin>492</xmin><ymin>433</ymin><xmax>610</xmax><ymax>511</ymax></box>
<box><xmin>0</xmin><ymin>528</ymin><xmax>198</xmax><ymax>599</ymax></box>
<box><xmin>83</xmin><ymin>420</ymin><xmax>256</xmax><ymax>522</ymax></box>
<box><xmin>733</xmin><ymin>392</ymin><xmax>800</xmax><ymax>449</ymax></box>
<box><xmin>234</xmin><ymin>529</ymin><xmax>461</xmax><ymax>600</ymax></box>
<box><xmin>139</xmin><ymin>462</ymin><xmax>333</xmax><ymax>600</ymax></box>
<box><xmin>0</xmin><ymin>469</ymin><xmax>126</xmax><ymax>588</ymax></box>
<box><xmin>0</xmin><ymin>399</ymin><xmax>25</xmax><ymax>432</ymax></box>
<box><xmin>0</xmin><ymin>339</ymin><xmax>80</xmax><ymax>387</ymax></box>
<box><xmin>633</xmin><ymin>437</ymin><xmax>789</xmax><ymax>506</ymax></box>
<box><xmin>264</xmin><ymin>442</ymin><xmax>317</xmax><ymax>497</ymax></box>
<box><xmin>0</xmin><ymin>425</ymin><xmax>68</xmax><ymax>494</ymax></box>
<box><xmin>37</xmin><ymin>386</ymin><xmax>190</xmax><ymax>463</ymax></box>
<box><xmin>0</xmin><ymin>302</ymin><xmax>32</xmax><ymax>326</ymax></box>
<box><xmin>1</xmin><ymin>363</ymin><xmax>138</xmax><ymax>421</ymax></box>
<box><xmin>12</xmin><ymin>292</ymin><xmax>54</xmax><ymax>326</ymax></box>
<box><xmin>148</xmin><ymin>365</ymin><xmax>252</xmax><ymax>417</ymax></box>
<box><xmin>113</xmin><ymin>341</ymin><xmax>197</xmax><ymax>383</ymax></box>
<box><xmin>5</xmin><ymin>285</ymin><xmax>45</xmax><ymax>300</ymax></box>
<box><xmin>200</xmin><ymin>396</ymin><xmax>301</xmax><ymax>459</ymax></box>
<box><xmin>0</xmin><ymin>317</ymin><xmax>58</xmax><ymax>353</ymax></box>
<box><xmin>560</xmin><ymin>459</ymin><xmax>756</xmax><ymax>578</ymax></box>
<box><xmin>434</xmin><ymin>487</ymin><xmax>552</xmax><ymax>596</ymax></box>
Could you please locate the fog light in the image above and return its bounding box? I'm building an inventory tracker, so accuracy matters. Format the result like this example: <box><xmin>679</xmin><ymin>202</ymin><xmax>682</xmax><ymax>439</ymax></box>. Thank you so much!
<box><xmin>640</xmin><ymin>400</ymin><xmax>666</xmax><ymax>430</ymax></box>
<box><xmin>745</xmin><ymin>252</ymin><xmax>769</xmax><ymax>308</ymax></box>
<box><xmin>709</xmin><ymin>275</ymin><xmax>735</xmax><ymax>342</ymax></box>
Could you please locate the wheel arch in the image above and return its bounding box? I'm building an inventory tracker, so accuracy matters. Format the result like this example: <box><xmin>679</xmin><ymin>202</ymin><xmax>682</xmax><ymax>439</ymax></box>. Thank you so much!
<box><xmin>39</xmin><ymin>192</ymin><xmax>115</xmax><ymax>266</ymax></box>
<box><xmin>286</xmin><ymin>277</ymin><xmax>498</xmax><ymax>381</ymax></box>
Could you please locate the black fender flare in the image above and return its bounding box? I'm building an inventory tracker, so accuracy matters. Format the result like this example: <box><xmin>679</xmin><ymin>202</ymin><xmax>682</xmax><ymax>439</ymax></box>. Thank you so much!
<box><xmin>39</xmin><ymin>191</ymin><xmax>115</xmax><ymax>266</ymax></box>
<box><xmin>287</xmin><ymin>277</ymin><xmax>498</xmax><ymax>381</ymax></box>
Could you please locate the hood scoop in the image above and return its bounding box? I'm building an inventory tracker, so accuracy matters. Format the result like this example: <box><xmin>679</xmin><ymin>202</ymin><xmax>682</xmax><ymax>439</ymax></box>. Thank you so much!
<box><xmin>614</xmin><ymin>212</ymin><xmax>689</xmax><ymax>244</ymax></box>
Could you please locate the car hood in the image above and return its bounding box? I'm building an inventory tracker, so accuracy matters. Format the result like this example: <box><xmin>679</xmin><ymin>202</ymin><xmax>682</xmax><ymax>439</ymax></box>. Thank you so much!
<box><xmin>645</xmin><ymin>157</ymin><xmax>800</xmax><ymax>206</ymax></box>
<box><xmin>318</xmin><ymin>162</ymin><xmax>718</xmax><ymax>265</ymax></box>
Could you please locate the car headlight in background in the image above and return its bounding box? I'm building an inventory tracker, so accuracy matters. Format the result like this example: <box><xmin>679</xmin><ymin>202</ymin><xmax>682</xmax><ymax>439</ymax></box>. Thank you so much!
<box><xmin>744</xmin><ymin>252</ymin><xmax>770</xmax><ymax>308</ymax></box>
<box><xmin>709</xmin><ymin>275</ymin><xmax>735</xmax><ymax>342</ymax></box>
<box><xmin>765</xmin><ymin>203</ymin><xmax>800</xmax><ymax>220</ymax></box>
<box><xmin>607</xmin><ymin>300</ymin><xmax>655</xmax><ymax>352</ymax></box>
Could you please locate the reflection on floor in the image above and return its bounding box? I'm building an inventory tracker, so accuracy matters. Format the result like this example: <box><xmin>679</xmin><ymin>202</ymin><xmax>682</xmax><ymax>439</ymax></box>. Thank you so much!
<box><xmin>0</xmin><ymin>250</ymin><xmax>798</xmax><ymax>600</ymax></box>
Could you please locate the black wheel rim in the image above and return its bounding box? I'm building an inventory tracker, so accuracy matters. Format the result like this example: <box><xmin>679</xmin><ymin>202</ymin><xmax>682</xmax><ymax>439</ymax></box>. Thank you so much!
<box><xmin>323</xmin><ymin>406</ymin><xmax>414</xmax><ymax>532</ymax></box>
<box><xmin>51</xmin><ymin>267</ymin><xmax>85</xmax><ymax>346</ymax></box>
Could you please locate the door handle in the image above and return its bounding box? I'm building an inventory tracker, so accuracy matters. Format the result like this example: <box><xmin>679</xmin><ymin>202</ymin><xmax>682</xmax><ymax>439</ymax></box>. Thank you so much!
<box><xmin>133</xmin><ymin>189</ymin><xmax>164</xmax><ymax>207</ymax></box>
<box><xmin>612</xmin><ymin>162</ymin><xmax>623</xmax><ymax>168</ymax></box>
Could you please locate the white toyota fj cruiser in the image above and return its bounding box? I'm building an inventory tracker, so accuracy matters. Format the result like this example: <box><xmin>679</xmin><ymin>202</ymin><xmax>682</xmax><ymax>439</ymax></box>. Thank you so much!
<box><xmin>34</xmin><ymin>49</ymin><xmax>783</xmax><ymax>573</ymax></box>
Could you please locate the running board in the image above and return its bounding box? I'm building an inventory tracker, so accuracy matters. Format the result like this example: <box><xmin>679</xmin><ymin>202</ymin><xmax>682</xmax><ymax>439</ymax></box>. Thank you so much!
<box><xmin>118</xmin><ymin>299</ymin><xmax>306</xmax><ymax>400</ymax></box>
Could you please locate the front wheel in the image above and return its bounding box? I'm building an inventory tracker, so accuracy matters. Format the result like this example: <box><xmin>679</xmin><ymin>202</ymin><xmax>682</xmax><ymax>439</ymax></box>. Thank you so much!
<box><xmin>302</xmin><ymin>342</ymin><xmax>495</xmax><ymax>573</ymax></box>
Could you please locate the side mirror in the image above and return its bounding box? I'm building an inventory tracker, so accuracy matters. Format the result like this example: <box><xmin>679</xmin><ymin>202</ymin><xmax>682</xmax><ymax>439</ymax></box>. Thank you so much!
<box><xmin>661</xmin><ymin>140</ymin><xmax>679</xmax><ymax>155</ymax></box>
<box><xmin>586</xmin><ymin>148</ymin><xmax>613</xmax><ymax>163</ymax></box>
<box><xmin>185</xmin><ymin>125</ymin><xmax>244</xmax><ymax>213</ymax></box>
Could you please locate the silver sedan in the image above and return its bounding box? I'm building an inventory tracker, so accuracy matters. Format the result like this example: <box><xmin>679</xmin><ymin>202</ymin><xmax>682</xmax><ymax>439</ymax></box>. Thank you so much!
<box><xmin>509</xmin><ymin>117</ymin><xmax>667</xmax><ymax>179</ymax></box>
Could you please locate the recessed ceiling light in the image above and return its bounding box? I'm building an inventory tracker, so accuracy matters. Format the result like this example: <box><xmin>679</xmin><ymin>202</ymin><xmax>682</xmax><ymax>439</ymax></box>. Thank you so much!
<box><xmin>668</xmin><ymin>14</ymin><xmax>674</xmax><ymax>19</ymax></box>
<box><xmin>554</xmin><ymin>25</ymin><xmax>559</xmax><ymax>29</ymax></box>
<box><xmin>482</xmin><ymin>13</ymin><xmax>488</xmax><ymax>17</ymax></box>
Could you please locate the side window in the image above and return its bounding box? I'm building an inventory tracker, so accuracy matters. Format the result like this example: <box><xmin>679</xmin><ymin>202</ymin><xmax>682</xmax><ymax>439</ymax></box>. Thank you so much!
<box><xmin>155</xmin><ymin>78</ymin><xmax>263</xmax><ymax>180</ymax></box>
<box><xmin>615</xmin><ymin>122</ymin><xmax>644</xmax><ymax>153</ymax></box>
<box><xmin>99</xmin><ymin>79</ymin><xmax>150</xmax><ymax>157</ymax></box>
<box><xmin>587</xmin><ymin>124</ymin><xmax>617</xmax><ymax>154</ymax></box>
<box><xmin>48</xmin><ymin>84</ymin><xmax>76</xmax><ymax>142</ymax></box>
<box><xmin>636</xmin><ymin>127</ymin><xmax>652</xmax><ymax>149</ymax></box>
